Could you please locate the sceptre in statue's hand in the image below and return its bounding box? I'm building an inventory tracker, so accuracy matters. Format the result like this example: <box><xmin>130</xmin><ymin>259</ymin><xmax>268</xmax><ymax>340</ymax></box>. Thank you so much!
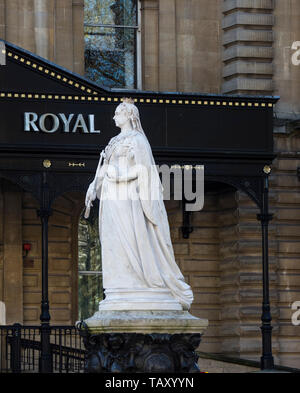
<box><xmin>84</xmin><ymin>150</ymin><xmax>106</xmax><ymax>219</ymax></box>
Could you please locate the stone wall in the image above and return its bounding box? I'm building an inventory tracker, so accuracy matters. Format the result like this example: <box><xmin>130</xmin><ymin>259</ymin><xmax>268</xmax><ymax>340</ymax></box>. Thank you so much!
<box><xmin>22</xmin><ymin>191</ymin><xmax>84</xmax><ymax>325</ymax></box>
<box><xmin>0</xmin><ymin>0</ymin><xmax>84</xmax><ymax>75</ymax></box>
<box><xmin>0</xmin><ymin>180</ymin><xmax>23</xmax><ymax>325</ymax></box>
<box><xmin>271</xmin><ymin>132</ymin><xmax>300</xmax><ymax>369</ymax></box>
<box><xmin>273</xmin><ymin>0</ymin><xmax>300</xmax><ymax>128</ymax></box>
<box><xmin>141</xmin><ymin>0</ymin><xmax>223</xmax><ymax>93</ymax></box>
<box><xmin>218</xmin><ymin>189</ymin><xmax>279</xmax><ymax>362</ymax></box>
<box><xmin>222</xmin><ymin>0</ymin><xmax>274</xmax><ymax>94</ymax></box>
<box><xmin>0</xmin><ymin>182</ymin><xmax>85</xmax><ymax>326</ymax></box>
<box><xmin>269</xmin><ymin>0</ymin><xmax>300</xmax><ymax>368</ymax></box>
<box><xmin>166</xmin><ymin>187</ymin><xmax>278</xmax><ymax>364</ymax></box>
<box><xmin>166</xmin><ymin>195</ymin><xmax>222</xmax><ymax>354</ymax></box>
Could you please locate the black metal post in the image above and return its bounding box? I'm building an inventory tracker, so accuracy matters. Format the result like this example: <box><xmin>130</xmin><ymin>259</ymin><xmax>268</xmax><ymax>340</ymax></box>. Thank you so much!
<box><xmin>257</xmin><ymin>175</ymin><xmax>274</xmax><ymax>370</ymax></box>
<box><xmin>38</xmin><ymin>172</ymin><xmax>53</xmax><ymax>373</ymax></box>
<box><xmin>181</xmin><ymin>170</ymin><xmax>194</xmax><ymax>239</ymax></box>
<box><xmin>11</xmin><ymin>323</ymin><xmax>21</xmax><ymax>373</ymax></box>
<box><xmin>181</xmin><ymin>200</ymin><xmax>193</xmax><ymax>239</ymax></box>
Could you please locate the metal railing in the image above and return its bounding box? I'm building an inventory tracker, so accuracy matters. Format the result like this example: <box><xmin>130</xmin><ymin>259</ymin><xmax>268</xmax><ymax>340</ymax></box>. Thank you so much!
<box><xmin>0</xmin><ymin>324</ymin><xmax>86</xmax><ymax>373</ymax></box>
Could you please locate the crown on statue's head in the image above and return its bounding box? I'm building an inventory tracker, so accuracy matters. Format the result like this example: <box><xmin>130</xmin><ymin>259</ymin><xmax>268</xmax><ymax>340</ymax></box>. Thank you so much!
<box><xmin>122</xmin><ymin>97</ymin><xmax>135</xmax><ymax>104</ymax></box>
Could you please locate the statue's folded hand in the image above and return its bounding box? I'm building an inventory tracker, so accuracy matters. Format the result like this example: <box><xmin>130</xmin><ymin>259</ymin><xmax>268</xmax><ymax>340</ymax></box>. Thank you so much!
<box><xmin>105</xmin><ymin>164</ymin><xmax>138</xmax><ymax>183</ymax></box>
<box><xmin>105</xmin><ymin>173</ymin><xmax>138</xmax><ymax>183</ymax></box>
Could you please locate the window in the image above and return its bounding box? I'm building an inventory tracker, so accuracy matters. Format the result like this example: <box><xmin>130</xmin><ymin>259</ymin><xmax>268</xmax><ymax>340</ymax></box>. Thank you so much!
<box><xmin>84</xmin><ymin>0</ymin><xmax>140</xmax><ymax>89</ymax></box>
<box><xmin>78</xmin><ymin>205</ymin><xmax>103</xmax><ymax>320</ymax></box>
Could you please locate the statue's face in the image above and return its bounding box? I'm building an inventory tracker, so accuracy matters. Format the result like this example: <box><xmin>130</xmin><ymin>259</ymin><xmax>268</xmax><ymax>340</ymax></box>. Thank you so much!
<box><xmin>113</xmin><ymin>107</ymin><xmax>129</xmax><ymax>128</ymax></box>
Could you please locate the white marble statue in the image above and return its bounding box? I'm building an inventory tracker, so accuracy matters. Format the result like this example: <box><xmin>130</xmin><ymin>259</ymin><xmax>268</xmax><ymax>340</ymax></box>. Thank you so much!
<box><xmin>85</xmin><ymin>98</ymin><xmax>193</xmax><ymax>311</ymax></box>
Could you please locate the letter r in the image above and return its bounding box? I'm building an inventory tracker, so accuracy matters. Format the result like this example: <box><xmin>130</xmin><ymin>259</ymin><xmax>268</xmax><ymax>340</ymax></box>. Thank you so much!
<box><xmin>24</xmin><ymin>112</ymin><xmax>39</xmax><ymax>131</ymax></box>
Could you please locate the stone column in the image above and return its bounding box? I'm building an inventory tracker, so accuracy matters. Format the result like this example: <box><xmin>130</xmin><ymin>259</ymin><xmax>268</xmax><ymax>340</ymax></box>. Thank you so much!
<box><xmin>21</xmin><ymin>0</ymin><xmax>35</xmax><ymax>53</ymax></box>
<box><xmin>222</xmin><ymin>0</ymin><xmax>274</xmax><ymax>94</ymax></box>
<box><xmin>5</xmin><ymin>0</ymin><xmax>19</xmax><ymax>45</ymax></box>
<box><xmin>5</xmin><ymin>0</ymin><xmax>35</xmax><ymax>53</ymax></box>
<box><xmin>175</xmin><ymin>0</ymin><xmax>223</xmax><ymax>93</ymax></box>
<box><xmin>0</xmin><ymin>0</ymin><xmax>6</xmax><ymax>39</ymax></box>
<box><xmin>34</xmin><ymin>0</ymin><xmax>53</xmax><ymax>61</ymax></box>
<box><xmin>55</xmin><ymin>0</ymin><xmax>74</xmax><ymax>71</ymax></box>
<box><xmin>1</xmin><ymin>0</ymin><xmax>84</xmax><ymax>73</ymax></box>
<box><xmin>72</xmin><ymin>0</ymin><xmax>84</xmax><ymax>75</ymax></box>
<box><xmin>158</xmin><ymin>0</ymin><xmax>177</xmax><ymax>91</ymax></box>
<box><xmin>3</xmin><ymin>182</ymin><xmax>23</xmax><ymax>324</ymax></box>
<box><xmin>140</xmin><ymin>0</ymin><xmax>159</xmax><ymax>90</ymax></box>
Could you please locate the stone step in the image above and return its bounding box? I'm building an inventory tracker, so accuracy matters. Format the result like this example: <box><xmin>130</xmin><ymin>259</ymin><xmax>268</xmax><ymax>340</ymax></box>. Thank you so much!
<box><xmin>197</xmin><ymin>352</ymin><xmax>299</xmax><ymax>373</ymax></box>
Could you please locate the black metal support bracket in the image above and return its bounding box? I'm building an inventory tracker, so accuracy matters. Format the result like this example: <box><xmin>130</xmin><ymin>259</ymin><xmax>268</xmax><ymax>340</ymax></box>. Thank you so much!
<box><xmin>181</xmin><ymin>200</ymin><xmax>193</xmax><ymax>239</ymax></box>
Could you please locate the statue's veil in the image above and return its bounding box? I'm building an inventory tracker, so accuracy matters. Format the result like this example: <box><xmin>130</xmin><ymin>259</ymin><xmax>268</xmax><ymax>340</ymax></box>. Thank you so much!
<box><xmin>118</xmin><ymin>98</ymin><xmax>146</xmax><ymax>137</ymax></box>
<box><xmin>117</xmin><ymin>99</ymin><xmax>159</xmax><ymax>179</ymax></box>
<box><xmin>117</xmin><ymin>99</ymin><xmax>168</xmax><ymax>230</ymax></box>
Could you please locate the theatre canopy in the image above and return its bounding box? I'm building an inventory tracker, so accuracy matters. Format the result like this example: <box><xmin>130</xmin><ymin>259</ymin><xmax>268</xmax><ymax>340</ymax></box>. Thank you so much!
<box><xmin>0</xmin><ymin>40</ymin><xmax>278</xmax><ymax>208</ymax></box>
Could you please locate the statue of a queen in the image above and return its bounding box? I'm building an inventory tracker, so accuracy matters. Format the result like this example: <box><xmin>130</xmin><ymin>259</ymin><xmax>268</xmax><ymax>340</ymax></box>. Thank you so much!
<box><xmin>85</xmin><ymin>98</ymin><xmax>193</xmax><ymax>312</ymax></box>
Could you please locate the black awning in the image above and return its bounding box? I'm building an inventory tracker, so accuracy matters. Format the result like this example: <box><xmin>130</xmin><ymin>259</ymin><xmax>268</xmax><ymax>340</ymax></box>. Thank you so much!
<box><xmin>0</xmin><ymin>40</ymin><xmax>278</xmax><ymax>160</ymax></box>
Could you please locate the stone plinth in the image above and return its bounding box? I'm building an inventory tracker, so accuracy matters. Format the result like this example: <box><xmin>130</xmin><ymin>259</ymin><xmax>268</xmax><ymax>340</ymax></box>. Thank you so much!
<box><xmin>98</xmin><ymin>289</ymin><xmax>183</xmax><ymax>311</ymax></box>
<box><xmin>78</xmin><ymin>310</ymin><xmax>208</xmax><ymax>373</ymax></box>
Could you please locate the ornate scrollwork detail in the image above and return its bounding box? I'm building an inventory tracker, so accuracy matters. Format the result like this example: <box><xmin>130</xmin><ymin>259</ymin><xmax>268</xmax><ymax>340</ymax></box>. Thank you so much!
<box><xmin>77</xmin><ymin>330</ymin><xmax>203</xmax><ymax>373</ymax></box>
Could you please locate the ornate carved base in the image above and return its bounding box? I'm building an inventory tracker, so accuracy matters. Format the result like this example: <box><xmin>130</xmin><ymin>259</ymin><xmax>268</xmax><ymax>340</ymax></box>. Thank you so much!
<box><xmin>78</xmin><ymin>325</ymin><xmax>202</xmax><ymax>373</ymax></box>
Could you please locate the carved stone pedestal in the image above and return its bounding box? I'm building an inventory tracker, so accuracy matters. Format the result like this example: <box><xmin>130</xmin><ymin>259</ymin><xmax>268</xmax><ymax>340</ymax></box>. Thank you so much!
<box><xmin>77</xmin><ymin>310</ymin><xmax>208</xmax><ymax>373</ymax></box>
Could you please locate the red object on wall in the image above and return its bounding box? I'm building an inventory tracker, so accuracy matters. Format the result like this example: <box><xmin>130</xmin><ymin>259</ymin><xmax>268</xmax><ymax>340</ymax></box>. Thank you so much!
<box><xmin>23</xmin><ymin>243</ymin><xmax>31</xmax><ymax>252</ymax></box>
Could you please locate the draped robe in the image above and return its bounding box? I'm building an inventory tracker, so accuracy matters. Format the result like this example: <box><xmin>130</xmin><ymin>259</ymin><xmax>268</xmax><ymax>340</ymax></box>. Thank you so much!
<box><xmin>87</xmin><ymin>129</ymin><xmax>193</xmax><ymax>310</ymax></box>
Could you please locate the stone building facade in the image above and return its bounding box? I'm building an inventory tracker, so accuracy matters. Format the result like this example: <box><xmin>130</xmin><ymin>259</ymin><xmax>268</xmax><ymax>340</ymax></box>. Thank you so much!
<box><xmin>0</xmin><ymin>0</ymin><xmax>299</xmax><ymax>368</ymax></box>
